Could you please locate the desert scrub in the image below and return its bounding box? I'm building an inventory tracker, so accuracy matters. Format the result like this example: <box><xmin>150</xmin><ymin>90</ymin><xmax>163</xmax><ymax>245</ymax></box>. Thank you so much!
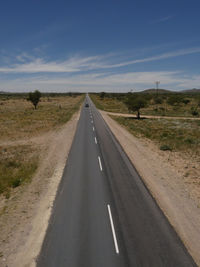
<box><xmin>160</xmin><ymin>145</ymin><xmax>172</xmax><ymax>151</ymax></box>
<box><xmin>90</xmin><ymin>94</ymin><xmax>129</xmax><ymax>113</ymax></box>
<box><xmin>0</xmin><ymin>95</ymin><xmax>84</xmax><ymax>140</ymax></box>
<box><xmin>0</xmin><ymin>145</ymin><xmax>39</xmax><ymax>194</ymax></box>
<box><xmin>111</xmin><ymin>116</ymin><xmax>200</xmax><ymax>154</ymax></box>
<box><xmin>90</xmin><ymin>92</ymin><xmax>200</xmax><ymax>117</ymax></box>
<box><xmin>0</xmin><ymin>94</ymin><xmax>83</xmax><ymax>195</ymax></box>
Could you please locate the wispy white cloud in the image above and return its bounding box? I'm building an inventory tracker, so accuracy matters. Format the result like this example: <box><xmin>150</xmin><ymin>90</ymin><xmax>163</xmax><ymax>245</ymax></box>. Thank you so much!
<box><xmin>0</xmin><ymin>70</ymin><xmax>194</xmax><ymax>92</ymax></box>
<box><xmin>0</xmin><ymin>46</ymin><xmax>200</xmax><ymax>74</ymax></box>
<box><xmin>0</xmin><ymin>55</ymin><xmax>103</xmax><ymax>73</ymax></box>
<box><xmin>151</xmin><ymin>15</ymin><xmax>173</xmax><ymax>24</ymax></box>
<box><xmin>0</xmin><ymin>46</ymin><xmax>200</xmax><ymax>92</ymax></box>
<box><xmin>33</xmin><ymin>71</ymin><xmax>182</xmax><ymax>87</ymax></box>
<box><xmin>15</xmin><ymin>52</ymin><xmax>35</xmax><ymax>63</ymax></box>
<box><xmin>104</xmin><ymin>47</ymin><xmax>200</xmax><ymax>68</ymax></box>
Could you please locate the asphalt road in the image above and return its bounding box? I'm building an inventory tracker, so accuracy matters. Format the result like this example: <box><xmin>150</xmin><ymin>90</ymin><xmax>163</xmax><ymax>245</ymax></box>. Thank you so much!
<box><xmin>37</xmin><ymin>96</ymin><xmax>197</xmax><ymax>267</ymax></box>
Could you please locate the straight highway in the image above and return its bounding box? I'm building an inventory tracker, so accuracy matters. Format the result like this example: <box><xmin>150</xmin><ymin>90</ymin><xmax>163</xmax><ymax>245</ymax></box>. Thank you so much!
<box><xmin>37</xmin><ymin>96</ymin><xmax>196</xmax><ymax>267</ymax></box>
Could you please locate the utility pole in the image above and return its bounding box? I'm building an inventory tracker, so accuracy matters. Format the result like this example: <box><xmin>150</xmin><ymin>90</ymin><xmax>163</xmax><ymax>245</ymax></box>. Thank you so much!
<box><xmin>155</xmin><ymin>81</ymin><xmax>160</xmax><ymax>97</ymax></box>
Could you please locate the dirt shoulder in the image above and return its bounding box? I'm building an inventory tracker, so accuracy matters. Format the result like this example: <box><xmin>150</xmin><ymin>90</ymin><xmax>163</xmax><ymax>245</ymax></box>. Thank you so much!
<box><xmin>101</xmin><ymin>110</ymin><xmax>200</xmax><ymax>266</ymax></box>
<box><xmin>0</xmin><ymin>110</ymin><xmax>80</xmax><ymax>267</ymax></box>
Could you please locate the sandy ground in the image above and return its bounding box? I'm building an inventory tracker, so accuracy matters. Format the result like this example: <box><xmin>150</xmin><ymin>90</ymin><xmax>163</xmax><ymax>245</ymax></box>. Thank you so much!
<box><xmin>0</xmin><ymin>110</ymin><xmax>80</xmax><ymax>267</ymax></box>
<box><xmin>105</xmin><ymin>111</ymin><xmax>200</xmax><ymax>120</ymax></box>
<box><xmin>101</xmin><ymin>110</ymin><xmax>200</xmax><ymax>266</ymax></box>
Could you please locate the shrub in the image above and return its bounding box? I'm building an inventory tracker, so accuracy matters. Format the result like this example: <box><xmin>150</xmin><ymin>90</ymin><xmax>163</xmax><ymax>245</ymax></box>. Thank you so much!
<box><xmin>100</xmin><ymin>92</ymin><xmax>106</xmax><ymax>99</ymax></box>
<box><xmin>154</xmin><ymin>97</ymin><xmax>163</xmax><ymax>104</ymax></box>
<box><xmin>191</xmin><ymin>108</ymin><xmax>199</xmax><ymax>116</ymax></box>
<box><xmin>192</xmin><ymin>111</ymin><xmax>198</xmax><ymax>116</ymax></box>
<box><xmin>28</xmin><ymin>90</ymin><xmax>41</xmax><ymax>109</ymax></box>
<box><xmin>160</xmin><ymin>145</ymin><xmax>172</xmax><ymax>151</ymax></box>
<box><xmin>182</xmin><ymin>99</ymin><xmax>190</xmax><ymax>105</ymax></box>
<box><xmin>185</xmin><ymin>138</ymin><xmax>195</xmax><ymax>144</ymax></box>
<box><xmin>12</xmin><ymin>178</ymin><xmax>21</xmax><ymax>188</ymax></box>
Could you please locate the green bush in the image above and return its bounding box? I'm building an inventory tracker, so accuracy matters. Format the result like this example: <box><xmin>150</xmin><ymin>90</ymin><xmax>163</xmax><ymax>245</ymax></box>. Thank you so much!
<box><xmin>12</xmin><ymin>178</ymin><xmax>21</xmax><ymax>188</ymax></box>
<box><xmin>160</xmin><ymin>144</ymin><xmax>172</xmax><ymax>151</ymax></box>
<box><xmin>191</xmin><ymin>110</ymin><xmax>199</xmax><ymax>116</ymax></box>
<box><xmin>154</xmin><ymin>97</ymin><xmax>163</xmax><ymax>104</ymax></box>
<box><xmin>185</xmin><ymin>138</ymin><xmax>195</xmax><ymax>144</ymax></box>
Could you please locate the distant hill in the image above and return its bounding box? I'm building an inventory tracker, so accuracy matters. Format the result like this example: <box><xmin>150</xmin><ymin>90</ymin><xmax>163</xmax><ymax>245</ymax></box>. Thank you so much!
<box><xmin>139</xmin><ymin>88</ymin><xmax>200</xmax><ymax>94</ymax></box>
<box><xmin>180</xmin><ymin>88</ymin><xmax>200</xmax><ymax>93</ymax></box>
<box><xmin>140</xmin><ymin>88</ymin><xmax>173</xmax><ymax>94</ymax></box>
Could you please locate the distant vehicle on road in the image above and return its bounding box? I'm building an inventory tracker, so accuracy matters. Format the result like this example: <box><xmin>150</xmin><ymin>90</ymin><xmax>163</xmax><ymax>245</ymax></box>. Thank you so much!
<box><xmin>85</xmin><ymin>103</ymin><xmax>89</xmax><ymax>107</ymax></box>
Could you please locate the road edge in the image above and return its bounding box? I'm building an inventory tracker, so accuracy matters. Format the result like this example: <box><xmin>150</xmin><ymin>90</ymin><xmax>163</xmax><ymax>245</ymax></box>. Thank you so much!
<box><xmin>100</xmin><ymin>110</ymin><xmax>200</xmax><ymax>266</ymax></box>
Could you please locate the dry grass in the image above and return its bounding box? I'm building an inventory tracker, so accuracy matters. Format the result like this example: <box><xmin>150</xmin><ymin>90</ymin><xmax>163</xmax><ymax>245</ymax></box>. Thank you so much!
<box><xmin>90</xmin><ymin>95</ymin><xmax>129</xmax><ymax>113</ymax></box>
<box><xmin>111</xmin><ymin>116</ymin><xmax>200</xmax><ymax>154</ymax></box>
<box><xmin>140</xmin><ymin>98</ymin><xmax>199</xmax><ymax>117</ymax></box>
<box><xmin>0</xmin><ymin>94</ymin><xmax>84</xmax><ymax>195</ymax></box>
<box><xmin>0</xmin><ymin>95</ymin><xmax>84</xmax><ymax>140</ymax></box>
<box><xmin>91</xmin><ymin>94</ymin><xmax>200</xmax><ymax>117</ymax></box>
<box><xmin>0</xmin><ymin>145</ymin><xmax>39</xmax><ymax>197</ymax></box>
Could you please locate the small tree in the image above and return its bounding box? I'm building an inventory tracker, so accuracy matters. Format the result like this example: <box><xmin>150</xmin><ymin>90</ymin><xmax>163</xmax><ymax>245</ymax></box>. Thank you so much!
<box><xmin>28</xmin><ymin>90</ymin><xmax>41</xmax><ymax>109</ymax></box>
<box><xmin>182</xmin><ymin>98</ymin><xmax>190</xmax><ymax>105</ymax></box>
<box><xmin>100</xmin><ymin>92</ymin><xmax>106</xmax><ymax>99</ymax></box>
<box><xmin>124</xmin><ymin>95</ymin><xmax>147</xmax><ymax>119</ymax></box>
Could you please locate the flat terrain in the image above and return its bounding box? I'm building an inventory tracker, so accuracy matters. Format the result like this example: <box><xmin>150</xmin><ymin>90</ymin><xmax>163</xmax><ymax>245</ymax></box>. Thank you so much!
<box><xmin>0</xmin><ymin>94</ymin><xmax>199</xmax><ymax>266</ymax></box>
<box><xmin>0</xmin><ymin>95</ymin><xmax>83</xmax><ymax>196</ymax></box>
<box><xmin>37</xmin><ymin>97</ymin><xmax>196</xmax><ymax>267</ymax></box>
<box><xmin>112</xmin><ymin>116</ymin><xmax>200</xmax><ymax>153</ymax></box>
<box><xmin>0</xmin><ymin>95</ymin><xmax>83</xmax><ymax>141</ymax></box>
<box><xmin>91</xmin><ymin>93</ymin><xmax>200</xmax><ymax>117</ymax></box>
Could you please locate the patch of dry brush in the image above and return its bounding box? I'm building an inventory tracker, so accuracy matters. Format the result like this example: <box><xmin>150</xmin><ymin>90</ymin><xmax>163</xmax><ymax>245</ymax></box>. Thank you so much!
<box><xmin>0</xmin><ymin>95</ymin><xmax>83</xmax><ymax>196</ymax></box>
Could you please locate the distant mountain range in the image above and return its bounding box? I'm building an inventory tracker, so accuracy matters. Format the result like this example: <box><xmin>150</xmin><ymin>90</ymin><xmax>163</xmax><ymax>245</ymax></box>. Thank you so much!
<box><xmin>141</xmin><ymin>88</ymin><xmax>172</xmax><ymax>94</ymax></box>
<box><xmin>140</xmin><ymin>88</ymin><xmax>200</xmax><ymax>94</ymax></box>
<box><xmin>180</xmin><ymin>88</ymin><xmax>200</xmax><ymax>93</ymax></box>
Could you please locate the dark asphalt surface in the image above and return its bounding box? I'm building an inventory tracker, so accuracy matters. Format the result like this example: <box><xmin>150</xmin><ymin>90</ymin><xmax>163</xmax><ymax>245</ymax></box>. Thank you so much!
<box><xmin>37</xmin><ymin>96</ymin><xmax>197</xmax><ymax>267</ymax></box>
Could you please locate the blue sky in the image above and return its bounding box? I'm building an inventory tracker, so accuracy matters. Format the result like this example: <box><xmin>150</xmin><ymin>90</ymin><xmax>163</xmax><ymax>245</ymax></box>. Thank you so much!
<box><xmin>1</xmin><ymin>0</ymin><xmax>200</xmax><ymax>92</ymax></box>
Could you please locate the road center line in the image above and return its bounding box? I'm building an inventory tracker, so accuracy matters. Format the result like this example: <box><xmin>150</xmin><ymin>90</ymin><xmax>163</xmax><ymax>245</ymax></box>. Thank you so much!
<box><xmin>94</xmin><ymin>137</ymin><xmax>97</xmax><ymax>144</ymax></box>
<box><xmin>91</xmin><ymin>120</ymin><xmax>93</xmax><ymax>124</ymax></box>
<box><xmin>98</xmin><ymin>156</ymin><xmax>102</xmax><ymax>171</ymax></box>
<box><xmin>107</xmin><ymin>204</ymin><xmax>120</xmax><ymax>254</ymax></box>
<box><xmin>93</xmin><ymin>127</ymin><xmax>95</xmax><ymax>131</ymax></box>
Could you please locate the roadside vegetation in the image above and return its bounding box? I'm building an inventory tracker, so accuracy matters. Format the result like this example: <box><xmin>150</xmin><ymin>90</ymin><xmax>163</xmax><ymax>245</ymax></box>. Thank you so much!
<box><xmin>90</xmin><ymin>91</ymin><xmax>200</xmax><ymax>117</ymax></box>
<box><xmin>0</xmin><ymin>145</ymin><xmax>39</xmax><ymax>198</ymax></box>
<box><xmin>0</xmin><ymin>93</ymin><xmax>83</xmax><ymax>140</ymax></box>
<box><xmin>0</xmin><ymin>93</ymin><xmax>84</xmax><ymax>195</ymax></box>
<box><xmin>91</xmin><ymin>90</ymin><xmax>200</xmax><ymax>166</ymax></box>
<box><xmin>111</xmin><ymin>116</ymin><xmax>200</xmax><ymax>154</ymax></box>
<box><xmin>91</xmin><ymin>93</ymin><xmax>129</xmax><ymax>113</ymax></box>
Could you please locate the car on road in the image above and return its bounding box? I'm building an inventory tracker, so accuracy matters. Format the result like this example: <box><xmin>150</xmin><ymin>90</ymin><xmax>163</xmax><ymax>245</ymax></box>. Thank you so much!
<box><xmin>85</xmin><ymin>103</ymin><xmax>89</xmax><ymax>107</ymax></box>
